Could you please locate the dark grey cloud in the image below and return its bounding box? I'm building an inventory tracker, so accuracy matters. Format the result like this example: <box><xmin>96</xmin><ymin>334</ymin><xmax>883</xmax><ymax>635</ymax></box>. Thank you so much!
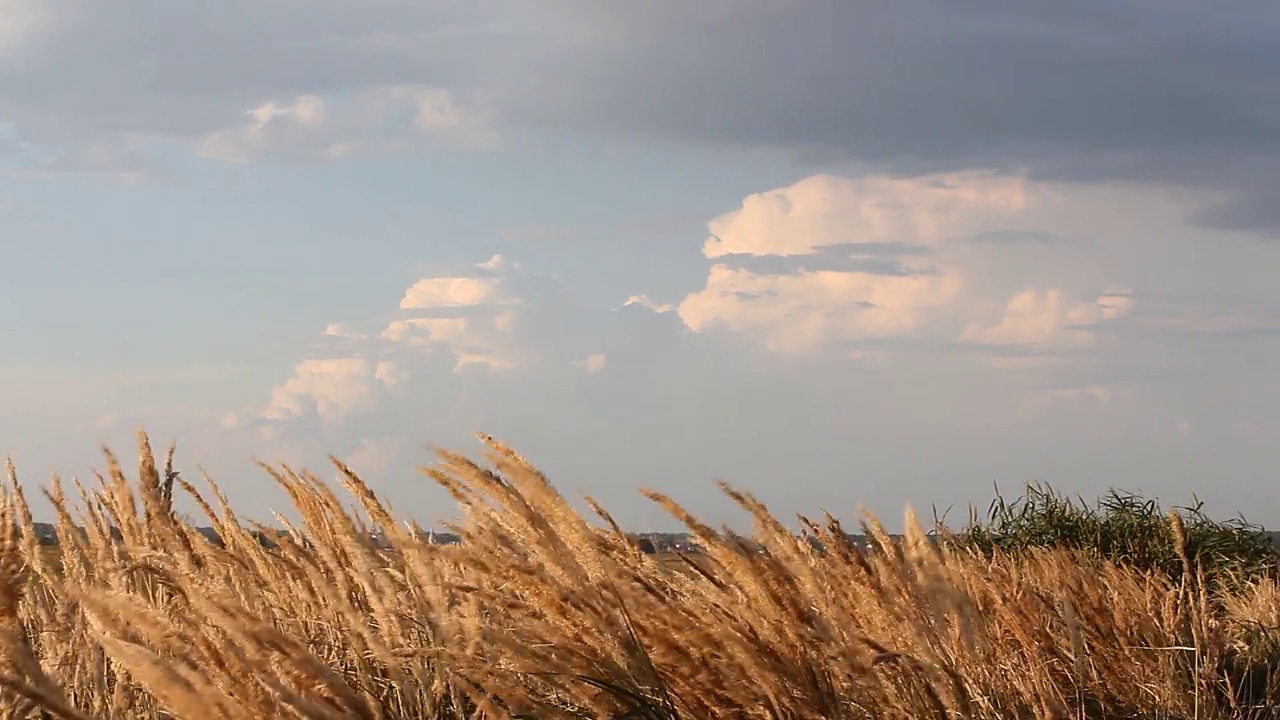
<box><xmin>712</xmin><ymin>242</ymin><xmax>936</xmax><ymax>277</ymax></box>
<box><xmin>1191</xmin><ymin>192</ymin><xmax>1280</xmax><ymax>234</ymax></box>
<box><xmin>0</xmin><ymin>0</ymin><xmax>490</xmax><ymax>142</ymax></box>
<box><xmin>3</xmin><ymin>1</ymin><xmax>1279</xmax><ymax>231</ymax></box>
<box><xmin>497</xmin><ymin>3</ymin><xmax>1280</xmax><ymax>183</ymax></box>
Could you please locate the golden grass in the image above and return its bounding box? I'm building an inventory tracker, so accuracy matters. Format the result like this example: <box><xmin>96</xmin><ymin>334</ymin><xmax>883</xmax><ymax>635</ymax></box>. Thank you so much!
<box><xmin>0</xmin><ymin>430</ymin><xmax>1273</xmax><ymax>718</ymax></box>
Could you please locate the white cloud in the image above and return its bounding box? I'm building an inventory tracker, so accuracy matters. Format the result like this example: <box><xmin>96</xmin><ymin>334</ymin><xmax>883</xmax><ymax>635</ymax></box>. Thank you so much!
<box><xmin>343</xmin><ymin>437</ymin><xmax>403</xmax><ymax>478</ymax></box>
<box><xmin>678</xmin><ymin>171</ymin><xmax>1041</xmax><ymax>355</ymax></box>
<box><xmin>0</xmin><ymin>1</ymin><xmax>51</xmax><ymax>57</ymax></box>
<box><xmin>680</xmin><ymin>264</ymin><xmax>964</xmax><ymax>355</ymax></box>
<box><xmin>1022</xmin><ymin>385</ymin><xmax>1123</xmax><ymax>413</ymax></box>
<box><xmin>674</xmin><ymin>172</ymin><xmax>1155</xmax><ymax>362</ymax></box>
<box><xmin>381</xmin><ymin>318</ymin><xmax>464</xmax><ymax>347</ymax></box>
<box><xmin>195</xmin><ymin>86</ymin><xmax>497</xmax><ymax>165</ymax></box>
<box><xmin>624</xmin><ymin>294</ymin><xmax>674</xmax><ymax>313</ymax></box>
<box><xmin>196</xmin><ymin>95</ymin><xmax>329</xmax><ymax>164</ymax></box>
<box><xmin>259</xmin><ymin>358</ymin><xmax>378</xmax><ymax>425</ymax></box>
<box><xmin>251</xmin><ymin>254</ymin><xmax>555</xmax><ymax>430</ymax></box>
<box><xmin>374</xmin><ymin>360</ymin><xmax>409</xmax><ymax>388</ymax></box>
<box><xmin>702</xmin><ymin>171</ymin><xmax>1031</xmax><ymax>258</ymax></box>
<box><xmin>961</xmin><ymin>288</ymin><xmax>1134</xmax><ymax>350</ymax></box>
<box><xmin>379</xmin><ymin>313</ymin><xmax>525</xmax><ymax>373</ymax></box>
<box><xmin>392</xmin><ymin>258</ymin><xmax>521</xmax><ymax>349</ymax></box>
<box><xmin>377</xmin><ymin>254</ymin><xmax>533</xmax><ymax>373</ymax></box>
<box><xmin>324</xmin><ymin>323</ymin><xmax>366</xmax><ymax>341</ymax></box>
<box><xmin>400</xmin><ymin>275</ymin><xmax>510</xmax><ymax>310</ymax></box>
<box><xmin>572</xmin><ymin>353</ymin><xmax>607</xmax><ymax>374</ymax></box>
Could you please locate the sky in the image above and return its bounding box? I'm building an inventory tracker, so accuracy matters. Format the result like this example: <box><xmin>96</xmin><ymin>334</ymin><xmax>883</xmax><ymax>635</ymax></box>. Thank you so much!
<box><xmin>2</xmin><ymin>1</ymin><xmax>1280</xmax><ymax>532</ymax></box>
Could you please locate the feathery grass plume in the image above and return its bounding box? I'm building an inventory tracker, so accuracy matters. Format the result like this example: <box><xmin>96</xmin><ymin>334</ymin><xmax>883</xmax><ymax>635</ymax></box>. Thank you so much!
<box><xmin>0</xmin><ymin>481</ymin><xmax>85</xmax><ymax>719</ymax></box>
<box><xmin>0</xmin><ymin>430</ymin><xmax>1278</xmax><ymax>718</ymax></box>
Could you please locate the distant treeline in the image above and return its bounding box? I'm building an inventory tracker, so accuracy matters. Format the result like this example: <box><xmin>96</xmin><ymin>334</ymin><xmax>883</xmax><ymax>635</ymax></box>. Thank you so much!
<box><xmin>24</xmin><ymin>523</ymin><xmax>463</xmax><ymax>550</ymax></box>
<box><xmin>26</xmin><ymin>522</ymin><xmax>1280</xmax><ymax>558</ymax></box>
<box><xmin>26</xmin><ymin>523</ymin><xmax>868</xmax><ymax>553</ymax></box>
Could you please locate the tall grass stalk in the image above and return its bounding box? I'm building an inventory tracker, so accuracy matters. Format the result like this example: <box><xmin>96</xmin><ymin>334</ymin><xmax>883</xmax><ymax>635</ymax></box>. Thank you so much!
<box><xmin>0</xmin><ymin>431</ymin><xmax>1272</xmax><ymax>719</ymax></box>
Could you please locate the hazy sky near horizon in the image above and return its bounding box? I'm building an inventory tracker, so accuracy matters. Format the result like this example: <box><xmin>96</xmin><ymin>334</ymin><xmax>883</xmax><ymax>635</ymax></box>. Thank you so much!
<box><xmin>2</xmin><ymin>1</ymin><xmax>1280</xmax><ymax>531</ymax></box>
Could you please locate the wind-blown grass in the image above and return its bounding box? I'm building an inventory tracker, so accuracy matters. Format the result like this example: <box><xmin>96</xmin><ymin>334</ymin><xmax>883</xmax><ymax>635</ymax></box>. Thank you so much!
<box><xmin>0</xmin><ymin>430</ymin><xmax>1275</xmax><ymax>719</ymax></box>
<box><xmin>947</xmin><ymin>481</ymin><xmax>1278</xmax><ymax>592</ymax></box>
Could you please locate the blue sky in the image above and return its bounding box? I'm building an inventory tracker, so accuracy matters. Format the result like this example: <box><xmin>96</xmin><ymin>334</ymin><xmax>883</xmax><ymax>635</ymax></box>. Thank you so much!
<box><xmin>2</xmin><ymin>1</ymin><xmax>1280</xmax><ymax>531</ymax></box>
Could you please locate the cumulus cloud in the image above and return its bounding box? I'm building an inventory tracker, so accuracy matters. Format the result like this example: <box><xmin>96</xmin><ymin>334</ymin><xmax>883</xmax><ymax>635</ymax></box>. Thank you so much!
<box><xmin>0</xmin><ymin>1</ymin><xmax>51</xmax><ymax>57</ymax></box>
<box><xmin>376</xmin><ymin>254</ymin><xmax>530</xmax><ymax>373</ymax></box>
<box><xmin>701</xmin><ymin>172</ymin><xmax>1031</xmax><ymax>258</ymax></box>
<box><xmin>572</xmin><ymin>353</ymin><xmax>607</xmax><ymax>374</ymax></box>
<box><xmin>343</xmin><ymin>436</ymin><xmax>403</xmax><ymax>478</ymax></box>
<box><xmin>672</xmin><ymin>171</ymin><xmax>1218</xmax><ymax>370</ymax></box>
<box><xmin>1022</xmin><ymin>385</ymin><xmax>1125</xmax><ymax>413</ymax></box>
<box><xmin>250</xmin><ymin>253</ymin><xmax>575</xmax><ymax>433</ymax></box>
<box><xmin>961</xmin><ymin>288</ymin><xmax>1134</xmax><ymax>350</ymax></box>
<box><xmin>374</xmin><ymin>360</ymin><xmax>409</xmax><ymax>389</ymax></box>
<box><xmin>259</xmin><ymin>357</ymin><xmax>387</xmax><ymax>426</ymax></box>
<box><xmin>380</xmin><ymin>314</ymin><xmax>524</xmax><ymax>372</ymax></box>
<box><xmin>196</xmin><ymin>86</ymin><xmax>495</xmax><ymax>164</ymax></box>
<box><xmin>196</xmin><ymin>95</ymin><xmax>326</xmax><ymax>164</ymax></box>
<box><xmin>676</xmin><ymin>171</ymin><xmax>1052</xmax><ymax>355</ymax></box>
<box><xmin>324</xmin><ymin>323</ymin><xmax>365</xmax><ymax>342</ymax></box>
<box><xmin>657</xmin><ymin>170</ymin><xmax>1280</xmax><ymax>418</ymax></box>
<box><xmin>681</xmin><ymin>264</ymin><xmax>965</xmax><ymax>355</ymax></box>
<box><xmin>624</xmin><ymin>295</ymin><xmax>674</xmax><ymax>313</ymax></box>
<box><xmin>399</xmin><ymin>275</ymin><xmax>511</xmax><ymax>310</ymax></box>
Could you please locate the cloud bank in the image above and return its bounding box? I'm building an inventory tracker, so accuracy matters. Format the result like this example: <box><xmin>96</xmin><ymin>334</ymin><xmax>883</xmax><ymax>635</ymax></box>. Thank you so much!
<box><xmin>201</xmin><ymin>168</ymin><xmax>1277</xmax><ymax>526</ymax></box>
<box><xmin>1</xmin><ymin>2</ymin><xmax>1277</xmax><ymax>230</ymax></box>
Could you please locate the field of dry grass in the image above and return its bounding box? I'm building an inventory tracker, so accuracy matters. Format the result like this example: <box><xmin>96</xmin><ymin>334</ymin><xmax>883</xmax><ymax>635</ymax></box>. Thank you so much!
<box><xmin>0</xmin><ymin>431</ymin><xmax>1276</xmax><ymax>719</ymax></box>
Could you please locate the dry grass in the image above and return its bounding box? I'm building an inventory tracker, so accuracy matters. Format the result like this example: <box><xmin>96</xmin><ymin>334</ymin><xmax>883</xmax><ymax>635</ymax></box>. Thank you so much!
<box><xmin>0</xmin><ymin>430</ymin><xmax>1274</xmax><ymax>719</ymax></box>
